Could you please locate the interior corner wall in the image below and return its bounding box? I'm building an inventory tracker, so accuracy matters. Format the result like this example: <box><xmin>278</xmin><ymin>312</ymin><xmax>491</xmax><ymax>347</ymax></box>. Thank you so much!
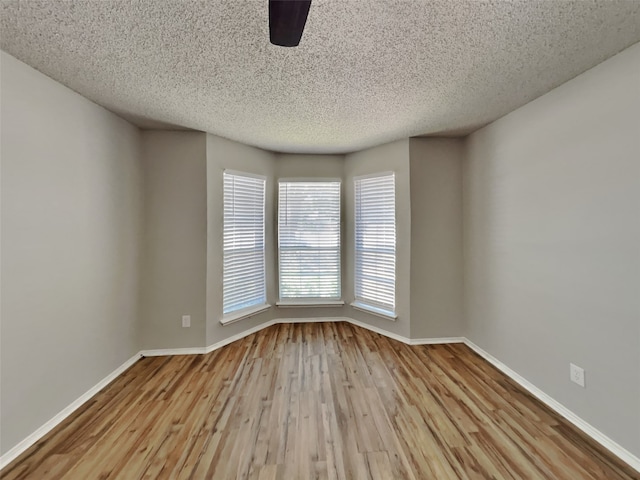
<box><xmin>344</xmin><ymin>139</ymin><xmax>412</xmax><ymax>339</ymax></box>
<box><xmin>206</xmin><ymin>134</ymin><xmax>277</xmax><ymax>347</ymax></box>
<box><xmin>0</xmin><ymin>52</ymin><xmax>143</xmax><ymax>455</ymax></box>
<box><xmin>409</xmin><ymin>138</ymin><xmax>464</xmax><ymax>339</ymax></box>
<box><xmin>463</xmin><ymin>43</ymin><xmax>640</xmax><ymax>456</ymax></box>
<box><xmin>139</xmin><ymin>131</ymin><xmax>207</xmax><ymax>350</ymax></box>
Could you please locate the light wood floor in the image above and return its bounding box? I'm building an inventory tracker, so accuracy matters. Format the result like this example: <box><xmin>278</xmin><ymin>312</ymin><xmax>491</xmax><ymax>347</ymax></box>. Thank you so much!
<box><xmin>2</xmin><ymin>322</ymin><xmax>638</xmax><ymax>479</ymax></box>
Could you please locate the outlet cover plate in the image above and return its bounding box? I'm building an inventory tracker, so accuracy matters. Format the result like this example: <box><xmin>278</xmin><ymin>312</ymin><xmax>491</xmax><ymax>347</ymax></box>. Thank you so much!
<box><xmin>570</xmin><ymin>363</ymin><xmax>585</xmax><ymax>387</ymax></box>
<box><xmin>182</xmin><ymin>315</ymin><xmax>191</xmax><ymax>328</ymax></box>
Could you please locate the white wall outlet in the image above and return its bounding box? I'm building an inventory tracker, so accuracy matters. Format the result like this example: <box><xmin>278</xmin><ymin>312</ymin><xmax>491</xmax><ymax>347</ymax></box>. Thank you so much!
<box><xmin>570</xmin><ymin>363</ymin><xmax>585</xmax><ymax>387</ymax></box>
<box><xmin>181</xmin><ymin>315</ymin><xmax>191</xmax><ymax>328</ymax></box>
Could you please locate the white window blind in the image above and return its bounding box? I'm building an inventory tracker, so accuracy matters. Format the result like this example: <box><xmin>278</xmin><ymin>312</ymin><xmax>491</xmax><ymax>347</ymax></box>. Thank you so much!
<box><xmin>223</xmin><ymin>171</ymin><xmax>266</xmax><ymax>315</ymax></box>
<box><xmin>354</xmin><ymin>173</ymin><xmax>396</xmax><ymax>313</ymax></box>
<box><xmin>278</xmin><ymin>181</ymin><xmax>341</xmax><ymax>299</ymax></box>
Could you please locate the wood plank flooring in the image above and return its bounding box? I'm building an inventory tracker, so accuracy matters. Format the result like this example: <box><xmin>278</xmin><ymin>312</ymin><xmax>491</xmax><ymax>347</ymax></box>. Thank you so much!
<box><xmin>2</xmin><ymin>322</ymin><xmax>638</xmax><ymax>479</ymax></box>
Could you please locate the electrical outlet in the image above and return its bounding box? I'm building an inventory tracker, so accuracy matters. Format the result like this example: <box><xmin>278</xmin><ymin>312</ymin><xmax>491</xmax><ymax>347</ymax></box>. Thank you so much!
<box><xmin>570</xmin><ymin>363</ymin><xmax>585</xmax><ymax>387</ymax></box>
<box><xmin>182</xmin><ymin>315</ymin><xmax>191</xmax><ymax>328</ymax></box>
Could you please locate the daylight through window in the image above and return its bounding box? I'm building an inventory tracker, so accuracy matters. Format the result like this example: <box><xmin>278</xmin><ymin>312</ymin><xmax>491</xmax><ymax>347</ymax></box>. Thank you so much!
<box><xmin>278</xmin><ymin>180</ymin><xmax>341</xmax><ymax>300</ymax></box>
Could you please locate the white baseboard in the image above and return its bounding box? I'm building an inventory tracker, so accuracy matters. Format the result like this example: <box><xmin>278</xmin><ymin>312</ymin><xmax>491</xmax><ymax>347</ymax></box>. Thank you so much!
<box><xmin>345</xmin><ymin>318</ymin><xmax>465</xmax><ymax>347</ymax></box>
<box><xmin>0</xmin><ymin>352</ymin><xmax>140</xmax><ymax>470</ymax></box>
<box><xmin>140</xmin><ymin>347</ymin><xmax>207</xmax><ymax>357</ymax></box>
<box><xmin>345</xmin><ymin>317</ymin><xmax>412</xmax><ymax>344</ymax></box>
<box><xmin>204</xmin><ymin>318</ymin><xmax>345</xmax><ymax>354</ymax></box>
<box><xmin>205</xmin><ymin>319</ymin><xmax>277</xmax><ymax>353</ymax></box>
<box><xmin>463</xmin><ymin>339</ymin><xmax>640</xmax><ymax>473</ymax></box>
<box><xmin>275</xmin><ymin>316</ymin><xmax>344</xmax><ymax>323</ymax></box>
<box><xmin>207</xmin><ymin>316</ymin><xmax>459</xmax><ymax>352</ymax></box>
<box><xmin>409</xmin><ymin>336</ymin><xmax>465</xmax><ymax>345</ymax></box>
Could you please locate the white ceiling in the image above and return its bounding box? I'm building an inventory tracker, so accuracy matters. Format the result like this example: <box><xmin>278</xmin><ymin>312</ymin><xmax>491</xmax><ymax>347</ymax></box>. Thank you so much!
<box><xmin>2</xmin><ymin>1</ymin><xmax>639</xmax><ymax>154</ymax></box>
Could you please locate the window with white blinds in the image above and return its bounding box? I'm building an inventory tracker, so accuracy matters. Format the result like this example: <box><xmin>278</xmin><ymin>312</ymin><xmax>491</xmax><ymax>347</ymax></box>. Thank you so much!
<box><xmin>354</xmin><ymin>173</ymin><xmax>396</xmax><ymax>314</ymax></box>
<box><xmin>278</xmin><ymin>181</ymin><xmax>341</xmax><ymax>300</ymax></box>
<box><xmin>223</xmin><ymin>171</ymin><xmax>266</xmax><ymax>315</ymax></box>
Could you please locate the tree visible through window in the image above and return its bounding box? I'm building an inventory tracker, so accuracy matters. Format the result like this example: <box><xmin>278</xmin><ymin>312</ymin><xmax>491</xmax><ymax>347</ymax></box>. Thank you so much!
<box><xmin>278</xmin><ymin>181</ymin><xmax>341</xmax><ymax>300</ymax></box>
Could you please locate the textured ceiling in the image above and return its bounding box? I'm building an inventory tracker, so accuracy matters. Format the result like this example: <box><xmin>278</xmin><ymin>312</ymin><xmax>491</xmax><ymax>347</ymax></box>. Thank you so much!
<box><xmin>2</xmin><ymin>1</ymin><xmax>640</xmax><ymax>154</ymax></box>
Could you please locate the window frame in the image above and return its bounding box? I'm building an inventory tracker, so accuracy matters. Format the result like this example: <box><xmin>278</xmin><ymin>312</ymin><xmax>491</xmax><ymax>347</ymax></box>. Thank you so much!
<box><xmin>277</xmin><ymin>178</ymin><xmax>343</xmax><ymax>304</ymax></box>
<box><xmin>352</xmin><ymin>171</ymin><xmax>397</xmax><ymax>320</ymax></box>
<box><xmin>221</xmin><ymin>169</ymin><xmax>269</xmax><ymax>324</ymax></box>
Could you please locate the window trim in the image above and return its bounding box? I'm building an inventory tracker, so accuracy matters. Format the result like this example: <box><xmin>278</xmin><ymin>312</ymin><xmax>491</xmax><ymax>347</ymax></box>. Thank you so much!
<box><xmin>220</xmin><ymin>303</ymin><xmax>271</xmax><ymax>326</ymax></box>
<box><xmin>277</xmin><ymin>178</ymin><xmax>342</xmax><ymax>301</ymax></box>
<box><xmin>353</xmin><ymin>171</ymin><xmax>397</xmax><ymax>317</ymax></box>
<box><xmin>221</xmin><ymin>169</ymin><xmax>268</xmax><ymax>319</ymax></box>
<box><xmin>224</xmin><ymin>169</ymin><xmax>268</xmax><ymax>181</ymax></box>
<box><xmin>276</xmin><ymin>299</ymin><xmax>345</xmax><ymax>308</ymax></box>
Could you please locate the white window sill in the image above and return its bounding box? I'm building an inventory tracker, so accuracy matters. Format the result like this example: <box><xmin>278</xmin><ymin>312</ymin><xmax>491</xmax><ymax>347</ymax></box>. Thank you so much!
<box><xmin>350</xmin><ymin>301</ymin><xmax>397</xmax><ymax>321</ymax></box>
<box><xmin>220</xmin><ymin>304</ymin><xmax>271</xmax><ymax>326</ymax></box>
<box><xmin>276</xmin><ymin>300</ymin><xmax>345</xmax><ymax>308</ymax></box>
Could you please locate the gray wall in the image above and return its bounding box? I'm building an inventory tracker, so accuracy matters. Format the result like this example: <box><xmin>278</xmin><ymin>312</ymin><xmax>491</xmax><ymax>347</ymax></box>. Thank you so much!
<box><xmin>274</xmin><ymin>154</ymin><xmax>344</xmax><ymax>179</ymax></box>
<box><xmin>409</xmin><ymin>138</ymin><xmax>464</xmax><ymax>339</ymax></box>
<box><xmin>0</xmin><ymin>52</ymin><xmax>143</xmax><ymax>454</ymax></box>
<box><xmin>464</xmin><ymin>43</ymin><xmax>640</xmax><ymax>456</ymax></box>
<box><xmin>344</xmin><ymin>140</ymin><xmax>412</xmax><ymax>338</ymax></box>
<box><xmin>139</xmin><ymin>131</ymin><xmax>207</xmax><ymax>350</ymax></box>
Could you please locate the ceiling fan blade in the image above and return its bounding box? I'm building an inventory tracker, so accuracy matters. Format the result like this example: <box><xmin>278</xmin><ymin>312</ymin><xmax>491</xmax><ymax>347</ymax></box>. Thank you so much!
<box><xmin>269</xmin><ymin>0</ymin><xmax>312</xmax><ymax>47</ymax></box>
